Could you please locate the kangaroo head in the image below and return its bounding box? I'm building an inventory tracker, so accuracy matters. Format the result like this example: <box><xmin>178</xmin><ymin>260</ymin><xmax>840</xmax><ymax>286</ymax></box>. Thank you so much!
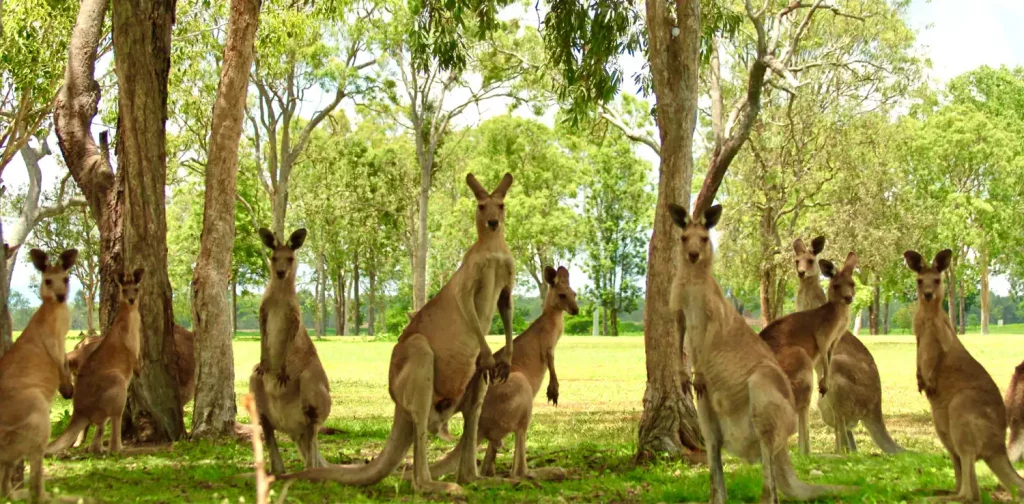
<box><xmin>116</xmin><ymin>268</ymin><xmax>145</xmax><ymax>306</ymax></box>
<box><xmin>259</xmin><ymin>228</ymin><xmax>306</xmax><ymax>281</ymax></box>
<box><xmin>4</xmin><ymin>243</ymin><xmax>20</xmax><ymax>260</ymax></box>
<box><xmin>668</xmin><ymin>204</ymin><xmax>722</xmax><ymax>266</ymax></box>
<box><xmin>904</xmin><ymin>249</ymin><xmax>951</xmax><ymax>303</ymax></box>
<box><xmin>819</xmin><ymin>252</ymin><xmax>858</xmax><ymax>305</ymax></box>
<box><xmin>30</xmin><ymin>248</ymin><xmax>77</xmax><ymax>304</ymax></box>
<box><xmin>793</xmin><ymin>236</ymin><xmax>825</xmax><ymax>279</ymax></box>
<box><xmin>543</xmin><ymin>266</ymin><xmax>579</xmax><ymax>316</ymax></box>
<box><xmin>467</xmin><ymin>172</ymin><xmax>513</xmax><ymax>236</ymax></box>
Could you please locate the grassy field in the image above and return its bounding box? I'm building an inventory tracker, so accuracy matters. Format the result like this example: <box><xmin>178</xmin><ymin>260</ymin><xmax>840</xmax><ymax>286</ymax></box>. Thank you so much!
<box><xmin>20</xmin><ymin>332</ymin><xmax>1024</xmax><ymax>503</ymax></box>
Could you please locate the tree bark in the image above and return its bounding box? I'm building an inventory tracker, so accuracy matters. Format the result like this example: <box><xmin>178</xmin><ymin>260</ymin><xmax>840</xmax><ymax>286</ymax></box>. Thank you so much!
<box><xmin>231</xmin><ymin>278</ymin><xmax>238</xmax><ymax>334</ymax></box>
<box><xmin>353</xmin><ymin>253</ymin><xmax>360</xmax><ymax>336</ymax></box>
<box><xmin>853</xmin><ymin>309</ymin><xmax>863</xmax><ymax>336</ymax></box>
<box><xmin>611</xmin><ymin>308</ymin><xmax>619</xmax><ymax>337</ymax></box>
<box><xmin>413</xmin><ymin>158</ymin><xmax>430</xmax><ymax>311</ymax></box>
<box><xmin>190</xmin><ymin>0</ymin><xmax>260</xmax><ymax>440</ymax></box>
<box><xmin>109</xmin><ymin>0</ymin><xmax>184</xmax><ymax>442</ymax></box>
<box><xmin>946</xmin><ymin>266</ymin><xmax>958</xmax><ymax>332</ymax></box>
<box><xmin>958</xmin><ymin>279</ymin><xmax>966</xmax><ymax>335</ymax></box>
<box><xmin>85</xmin><ymin>294</ymin><xmax>96</xmax><ymax>335</ymax></box>
<box><xmin>882</xmin><ymin>295</ymin><xmax>890</xmax><ymax>335</ymax></box>
<box><xmin>635</xmin><ymin>0</ymin><xmax>704</xmax><ymax>462</ymax></box>
<box><xmin>981</xmin><ymin>250</ymin><xmax>990</xmax><ymax>335</ymax></box>
<box><xmin>869</xmin><ymin>282</ymin><xmax>880</xmax><ymax>335</ymax></box>
<box><xmin>368</xmin><ymin>266</ymin><xmax>376</xmax><ymax>336</ymax></box>
<box><xmin>334</xmin><ymin>268</ymin><xmax>346</xmax><ymax>336</ymax></box>
<box><xmin>0</xmin><ymin>218</ymin><xmax>9</xmax><ymax>356</ymax></box>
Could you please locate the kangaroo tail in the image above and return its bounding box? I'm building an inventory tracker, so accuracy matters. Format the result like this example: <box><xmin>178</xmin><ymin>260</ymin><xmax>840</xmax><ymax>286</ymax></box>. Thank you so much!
<box><xmin>47</xmin><ymin>414</ymin><xmax>90</xmax><ymax>455</ymax></box>
<box><xmin>776</xmin><ymin>449</ymin><xmax>855</xmax><ymax>500</ymax></box>
<box><xmin>863</xmin><ymin>406</ymin><xmax>905</xmax><ymax>454</ymax></box>
<box><xmin>986</xmin><ymin>453</ymin><xmax>1024</xmax><ymax>494</ymax></box>
<box><xmin>280</xmin><ymin>408</ymin><xmax>414</xmax><ymax>484</ymax></box>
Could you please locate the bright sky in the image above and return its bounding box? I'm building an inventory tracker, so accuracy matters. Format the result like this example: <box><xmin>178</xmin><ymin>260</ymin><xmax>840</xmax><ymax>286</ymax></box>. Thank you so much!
<box><xmin>4</xmin><ymin>0</ymin><xmax>1023</xmax><ymax>302</ymax></box>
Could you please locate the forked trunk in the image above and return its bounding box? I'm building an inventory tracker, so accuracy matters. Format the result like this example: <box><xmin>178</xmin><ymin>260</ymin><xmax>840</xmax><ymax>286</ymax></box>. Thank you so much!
<box><xmin>112</xmin><ymin>0</ymin><xmax>184</xmax><ymax>443</ymax></box>
<box><xmin>190</xmin><ymin>0</ymin><xmax>260</xmax><ymax>439</ymax></box>
<box><xmin>635</xmin><ymin>0</ymin><xmax>704</xmax><ymax>461</ymax></box>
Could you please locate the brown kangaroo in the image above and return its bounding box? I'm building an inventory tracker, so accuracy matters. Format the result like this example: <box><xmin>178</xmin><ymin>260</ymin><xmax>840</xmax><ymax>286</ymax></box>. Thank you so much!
<box><xmin>67</xmin><ymin>334</ymin><xmax>103</xmax><ymax>377</ymax></box>
<box><xmin>905</xmin><ymin>249</ymin><xmax>1024</xmax><ymax>502</ymax></box>
<box><xmin>1005</xmin><ymin>360</ymin><xmax>1024</xmax><ymax>462</ymax></box>
<box><xmin>48</xmin><ymin>268</ymin><xmax>145</xmax><ymax>455</ymax></box>
<box><xmin>760</xmin><ymin>249</ymin><xmax>858</xmax><ymax>455</ymax></box>
<box><xmin>423</xmin><ymin>265</ymin><xmax>577</xmax><ymax>480</ymax></box>
<box><xmin>793</xmin><ymin>237</ymin><xmax>903</xmax><ymax>454</ymax></box>
<box><xmin>667</xmin><ymin>204</ymin><xmax>848</xmax><ymax>503</ymax></box>
<box><xmin>282</xmin><ymin>173</ymin><xmax>517</xmax><ymax>495</ymax></box>
<box><xmin>250</xmin><ymin>227</ymin><xmax>332</xmax><ymax>474</ymax></box>
<box><xmin>0</xmin><ymin>249</ymin><xmax>77</xmax><ymax>502</ymax></box>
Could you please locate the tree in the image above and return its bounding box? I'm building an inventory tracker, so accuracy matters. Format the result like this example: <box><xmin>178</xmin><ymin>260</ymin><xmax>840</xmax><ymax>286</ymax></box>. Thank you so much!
<box><xmin>0</xmin><ymin>0</ymin><xmax>76</xmax><ymax>353</ymax></box>
<box><xmin>190</xmin><ymin>0</ymin><xmax>262</xmax><ymax>440</ymax></box>
<box><xmin>248</xmin><ymin>0</ymin><xmax>381</xmax><ymax>237</ymax></box>
<box><xmin>575</xmin><ymin>131</ymin><xmax>653</xmax><ymax>336</ymax></box>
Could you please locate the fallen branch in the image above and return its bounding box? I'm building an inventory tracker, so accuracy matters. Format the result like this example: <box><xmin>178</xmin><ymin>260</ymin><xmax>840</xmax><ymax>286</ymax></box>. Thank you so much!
<box><xmin>242</xmin><ymin>393</ymin><xmax>293</xmax><ymax>504</ymax></box>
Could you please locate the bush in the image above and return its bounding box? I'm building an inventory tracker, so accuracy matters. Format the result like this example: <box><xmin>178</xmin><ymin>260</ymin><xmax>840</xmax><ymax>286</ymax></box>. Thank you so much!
<box><xmin>564</xmin><ymin>303</ymin><xmax>596</xmax><ymax>335</ymax></box>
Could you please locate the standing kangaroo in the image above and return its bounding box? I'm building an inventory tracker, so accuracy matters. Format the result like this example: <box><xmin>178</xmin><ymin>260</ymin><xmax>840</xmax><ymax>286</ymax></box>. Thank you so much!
<box><xmin>48</xmin><ymin>269</ymin><xmax>145</xmax><ymax>455</ymax></box>
<box><xmin>423</xmin><ymin>265</ymin><xmax>577</xmax><ymax>480</ymax></box>
<box><xmin>1005</xmin><ymin>360</ymin><xmax>1024</xmax><ymax>462</ymax></box>
<box><xmin>0</xmin><ymin>249</ymin><xmax>77</xmax><ymax>502</ymax></box>
<box><xmin>250</xmin><ymin>228</ymin><xmax>332</xmax><ymax>474</ymax></box>
<box><xmin>283</xmin><ymin>173</ymin><xmax>517</xmax><ymax>495</ymax></box>
<box><xmin>905</xmin><ymin>249</ymin><xmax>1024</xmax><ymax>502</ymax></box>
<box><xmin>793</xmin><ymin>237</ymin><xmax>903</xmax><ymax>454</ymax></box>
<box><xmin>668</xmin><ymin>204</ymin><xmax>847</xmax><ymax>503</ymax></box>
<box><xmin>759</xmin><ymin>249</ymin><xmax>858</xmax><ymax>455</ymax></box>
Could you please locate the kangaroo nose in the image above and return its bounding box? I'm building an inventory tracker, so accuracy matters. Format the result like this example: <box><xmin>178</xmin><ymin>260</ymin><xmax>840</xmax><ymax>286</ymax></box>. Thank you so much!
<box><xmin>276</xmin><ymin>271</ymin><xmax>285</xmax><ymax>279</ymax></box>
<box><xmin>487</xmin><ymin>220</ymin><xmax>499</xmax><ymax>229</ymax></box>
<box><xmin>128</xmin><ymin>298</ymin><xmax>136</xmax><ymax>305</ymax></box>
<box><xmin>688</xmin><ymin>252</ymin><xmax>699</xmax><ymax>263</ymax></box>
<box><xmin>797</xmin><ymin>271</ymin><xmax>806</xmax><ymax>278</ymax></box>
<box><xmin>843</xmin><ymin>296</ymin><xmax>853</xmax><ymax>304</ymax></box>
<box><xmin>924</xmin><ymin>292</ymin><xmax>934</xmax><ymax>301</ymax></box>
<box><xmin>56</xmin><ymin>294</ymin><xmax>66</xmax><ymax>303</ymax></box>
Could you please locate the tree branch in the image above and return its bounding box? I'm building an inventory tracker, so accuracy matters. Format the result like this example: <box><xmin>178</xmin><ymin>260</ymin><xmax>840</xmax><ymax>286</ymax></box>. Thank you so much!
<box><xmin>600</xmin><ymin>106</ymin><xmax>661</xmax><ymax>156</ymax></box>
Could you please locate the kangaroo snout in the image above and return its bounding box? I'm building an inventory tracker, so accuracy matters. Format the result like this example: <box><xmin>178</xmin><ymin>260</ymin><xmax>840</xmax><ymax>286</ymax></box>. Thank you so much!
<box><xmin>924</xmin><ymin>292</ymin><xmax>934</xmax><ymax>301</ymax></box>
<box><xmin>487</xmin><ymin>219</ymin><xmax>499</xmax><ymax>230</ymax></box>
<box><xmin>843</xmin><ymin>295</ymin><xmax>853</xmax><ymax>305</ymax></box>
<box><xmin>797</xmin><ymin>271</ymin><xmax>806</xmax><ymax>278</ymax></box>
<box><xmin>276</xmin><ymin>270</ymin><xmax>286</xmax><ymax>279</ymax></box>
<box><xmin>688</xmin><ymin>252</ymin><xmax>700</xmax><ymax>263</ymax></box>
<box><xmin>56</xmin><ymin>294</ymin><xmax>66</xmax><ymax>303</ymax></box>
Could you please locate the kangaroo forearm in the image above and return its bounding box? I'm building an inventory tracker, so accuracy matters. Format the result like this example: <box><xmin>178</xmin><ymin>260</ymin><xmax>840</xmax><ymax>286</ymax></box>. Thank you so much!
<box><xmin>268</xmin><ymin>335</ymin><xmax>291</xmax><ymax>372</ymax></box>
<box><xmin>500</xmin><ymin>305</ymin><xmax>513</xmax><ymax>354</ymax></box>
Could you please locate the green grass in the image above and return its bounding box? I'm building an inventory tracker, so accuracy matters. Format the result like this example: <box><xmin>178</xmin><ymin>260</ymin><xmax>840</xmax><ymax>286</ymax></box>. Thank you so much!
<box><xmin>21</xmin><ymin>333</ymin><xmax>1024</xmax><ymax>503</ymax></box>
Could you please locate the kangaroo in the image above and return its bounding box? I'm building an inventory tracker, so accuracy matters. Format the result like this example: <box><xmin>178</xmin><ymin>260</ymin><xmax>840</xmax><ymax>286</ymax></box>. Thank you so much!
<box><xmin>1005</xmin><ymin>360</ymin><xmax>1024</xmax><ymax>462</ymax></box>
<box><xmin>905</xmin><ymin>249</ymin><xmax>1024</xmax><ymax>502</ymax></box>
<box><xmin>760</xmin><ymin>249</ymin><xmax>858</xmax><ymax>455</ymax></box>
<box><xmin>67</xmin><ymin>334</ymin><xmax>103</xmax><ymax>377</ymax></box>
<box><xmin>0</xmin><ymin>249</ymin><xmax>77</xmax><ymax>502</ymax></box>
<box><xmin>250</xmin><ymin>228</ymin><xmax>332</xmax><ymax>474</ymax></box>
<box><xmin>793</xmin><ymin>237</ymin><xmax>903</xmax><ymax>454</ymax></box>
<box><xmin>668</xmin><ymin>204</ymin><xmax>848</xmax><ymax>503</ymax></box>
<box><xmin>421</xmin><ymin>265</ymin><xmax>577</xmax><ymax>481</ymax></box>
<box><xmin>282</xmin><ymin>173</ymin><xmax>517</xmax><ymax>495</ymax></box>
<box><xmin>48</xmin><ymin>268</ymin><xmax>145</xmax><ymax>455</ymax></box>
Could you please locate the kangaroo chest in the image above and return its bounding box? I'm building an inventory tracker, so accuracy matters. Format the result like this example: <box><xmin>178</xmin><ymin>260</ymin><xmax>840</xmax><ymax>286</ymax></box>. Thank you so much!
<box><xmin>471</xmin><ymin>252</ymin><xmax>514</xmax><ymax>327</ymax></box>
<box><xmin>264</xmin><ymin>299</ymin><xmax>296</xmax><ymax>343</ymax></box>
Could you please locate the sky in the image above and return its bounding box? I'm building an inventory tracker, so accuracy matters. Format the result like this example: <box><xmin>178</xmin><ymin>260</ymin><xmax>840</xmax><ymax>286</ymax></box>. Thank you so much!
<box><xmin>5</xmin><ymin>0</ymin><xmax>1024</xmax><ymax>302</ymax></box>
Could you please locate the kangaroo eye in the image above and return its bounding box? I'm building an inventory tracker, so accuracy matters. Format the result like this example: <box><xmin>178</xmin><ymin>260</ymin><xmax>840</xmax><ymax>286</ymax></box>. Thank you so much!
<box><xmin>559</xmin><ymin>294</ymin><xmax>566</xmax><ymax>300</ymax></box>
<box><xmin>45</xmin><ymin>279</ymin><xmax>52</xmax><ymax>286</ymax></box>
<box><xmin>64</xmin><ymin>277</ymin><xmax>70</xmax><ymax>285</ymax></box>
<box><xmin>287</xmin><ymin>258</ymin><xmax>294</xmax><ymax>263</ymax></box>
<box><xmin>478</xmin><ymin>204</ymin><xmax>485</xmax><ymax>211</ymax></box>
<box><xmin>701</xmin><ymin>237</ymin><xmax>709</xmax><ymax>244</ymax></box>
<box><xmin>917</xmin><ymin>279</ymin><xmax>923</xmax><ymax>286</ymax></box>
<box><xmin>498</xmin><ymin>204</ymin><xmax>504</xmax><ymax>211</ymax></box>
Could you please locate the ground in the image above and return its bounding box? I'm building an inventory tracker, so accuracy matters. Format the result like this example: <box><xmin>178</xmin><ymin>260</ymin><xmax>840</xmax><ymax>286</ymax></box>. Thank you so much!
<box><xmin>19</xmin><ymin>328</ymin><xmax>1024</xmax><ymax>503</ymax></box>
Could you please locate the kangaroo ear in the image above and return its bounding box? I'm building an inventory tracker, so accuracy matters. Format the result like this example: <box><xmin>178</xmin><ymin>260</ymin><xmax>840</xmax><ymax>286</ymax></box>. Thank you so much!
<box><xmin>287</xmin><ymin>228</ymin><xmax>307</xmax><ymax>250</ymax></box>
<box><xmin>544</xmin><ymin>266</ymin><xmax>557</xmax><ymax>286</ymax></box>
<box><xmin>842</xmin><ymin>252</ymin><xmax>858</xmax><ymax>274</ymax></box>
<box><xmin>466</xmin><ymin>173</ymin><xmax>489</xmax><ymax>200</ymax></box>
<box><xmin>4</xmin><ymin>243</ymin><xmax>21</xmax><ymax>260</ymax></box>
<box><xmin>258</xmin><ymin>228</ymin><xmax>277</xmax><ymax>249</ymax></box>
<box><xmin>133</xmin><ymin>268</ymin><xmax>145</xmax><ymax>284</ymax></box>
<box><xmin>557</xmin><ymin>266</ymin><xmax>570</xmax><ymax>281</ymax></box>
<box><xmin>933</xmin><ymin>249</ymin><xmax>953</xmax><ymax>273</ymax></box>
<box><xmin>668</xmin><ymin>204</ymin><xmax>689</xmax><ymax>229</ymax></box>
<box><xmin>59</xmin><ymin>249</ymin><xmax>78</xmax><ymax>271</ymax></box>
<box><xmin>793</xmin><ymin>239</ymin><xmax>807</xmax><ymax>255</ymax></box>
<box><xmin>811</xmin><ymin>236</ymin><xmax>826</xmax><ymax>256</ymax></box>
<box><xmin>116</xmin><ymin>272</ymin><xmax>126</xmax><ymax>286</ymax></box>
<box><xmin>29</xmin><ymin>249</ymin><xmax>48</xmax><ymax>272</ymax></box>
<box><xmin>819</xmin><ymin>259</ymin><xmax>837</xmax><ymax>278</ymax></box>
<box><xmin>702</xmin><ymin>205</ymin><xmax>723</xmax><ymax>230</ymax></box>
<box><xmin>904</xmin><ymin>250</ymin><xmax>924</xmax><ymax>273</ymax></box>
<box><xmin>491</xmin><ymin>172</ymin><xmax>514</xmax><ymax>198</ymax></box>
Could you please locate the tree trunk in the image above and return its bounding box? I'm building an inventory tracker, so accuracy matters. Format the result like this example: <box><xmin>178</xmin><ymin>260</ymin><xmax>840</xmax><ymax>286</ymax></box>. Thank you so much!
<box><xmin>981</xmin><ymin>250</ymin><xmax>990</xmax><ymax>335</ymax></box>
<box><xmin>946</xmin><ymin>267</ymin><xmax>958</xmax><ymax>331</ymax></box>
<box><xmin>635</xmin><ymin>0</ymin><xmax>704</xmax><ymax>462</ymax></box>
<box><xmin>368</xmin><ymin>267</ymin><xmax>376</xmax><ymax>337</ymax></box>
<box><xmin>231</xmin><ymin>278</ymin><xmax>237</xmax><ymax>334</ymax></box>
<box><xmin>109</xmin><ymin>0</ymin><xmax>184</xmax><ymax>443</ymax></box>
<box><xmin>868</xmin><ymin>282</ymin><xmax>880</xmax><ymax>336</ymax></box>
<box><xmin>611</xmin><ymin>308</ymin><xmax>618</xmax><ymax>337</ymax></box>
<box><xmin>334</xmin><ymin>269</ymin><xmax>346</xmax><ymax>336</ymax></box>
<box><xmin>882</xmin><ymin>295</ymin><xmax>890</xmax><ymax>335</ymax></box>
<box><xmin>0</xmin><ymin>219</ymin><xmax>10</xmax><ymax>356</ymax></box>
<box><xmin>412</xmin><ymin>157</ymin><xmax>430</xmax><ymax>311</ymax></box>
<box><xmin>958</xmin><ymin>279</ymin><xmax>966</xmax><ymax>335</ymax></box>
<box><xmin>85</xmin><ymin>294</ymin><xmax>96</xmax><ymax>335</ymax></box>
<box><xmin>353</xmin><ymin>253</ymin><xmax>360</xmax><ymax>336</ymax></box>
<box><xmin>853</xmin><ymin>309</ymin><xmax>863</xmax><ymax>336</ymax></box>
<box><xmin>189</xmin><ymin>0</ymin><xmax>260</xmax><ymax>440</ymax></box>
